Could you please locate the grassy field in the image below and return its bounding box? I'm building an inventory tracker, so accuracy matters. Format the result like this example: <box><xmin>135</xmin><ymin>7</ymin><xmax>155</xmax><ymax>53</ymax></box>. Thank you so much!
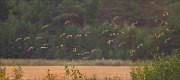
<box><xmin>0</xmin><ymin>58</ymin><xmax>134</xmax><ymax>66</ymax></box>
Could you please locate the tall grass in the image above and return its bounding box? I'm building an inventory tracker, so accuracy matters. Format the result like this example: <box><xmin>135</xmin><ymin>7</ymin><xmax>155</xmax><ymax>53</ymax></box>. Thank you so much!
<box><xmin>0</xmin><ymin>59</ymin><xmax>133</xmax><ymax>66</ymax></box>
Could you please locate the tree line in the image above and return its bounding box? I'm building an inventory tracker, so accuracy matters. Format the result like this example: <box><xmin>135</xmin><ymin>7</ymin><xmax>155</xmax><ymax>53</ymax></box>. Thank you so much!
<box><xmin>0</xmin><ymin>0</ymin><xmax>180</xmax><ymax>60</ymax></box>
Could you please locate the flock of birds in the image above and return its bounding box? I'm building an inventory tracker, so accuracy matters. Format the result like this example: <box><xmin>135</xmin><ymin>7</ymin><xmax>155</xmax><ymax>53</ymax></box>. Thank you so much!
<box><xmin>14</xmin><ymin>12</ymin><xmax>174</xmax><ymax>58</ymax></box>
<box><xmin>14</xmin><ymin>23</ymin><xmax>103</xmax><ymax>59</ymax></box>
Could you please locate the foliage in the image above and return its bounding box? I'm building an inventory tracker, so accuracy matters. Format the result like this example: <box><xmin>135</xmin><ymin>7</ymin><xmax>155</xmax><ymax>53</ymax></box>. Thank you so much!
<box><xmin>65</xmin><ymin>65</ymin><xmax>98</xmax><ymax>80</ymax></box>
<box><xmin>105</xmin><ymin>76</ymin><xmax>122</xmax><ymax>80</ymax></box>
<box><xmin>43</xmin><ymin>69</ymin><xmax>57</xmax><ymax>80</ymax></box>
<box><xmin>0</xmin><ymin>0</ymin><xmax>180</xmax><ymax>61</ymax></box>
<box><xmin>0</xmin><ymin>0</ymin><xmax>9</xmax><ymax>21</ymax></box>
<box><xmin>0</xmin><ymin>67</ymin><xmax>9</xmax><ymax>80</ymax></box>
<box><xmin>65</xmin><ymin>65</ymin><xmax>85</xmax><ymax>80</ymax></box>
<box><xmin>12</xmin><ymin>66</ymin><xmax>23</xmax><ymax>80</ymax></box>
<box><xmin>130</xmin><ymin>55</ymin><xmax>180</xmax><ymax>80</ymax></box>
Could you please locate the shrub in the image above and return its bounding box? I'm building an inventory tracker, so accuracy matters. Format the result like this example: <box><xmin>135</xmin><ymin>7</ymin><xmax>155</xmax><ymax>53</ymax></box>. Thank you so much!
<box><xmin>104</xmin><ymin>76</ymin><xmax>122</xmax><ymax>80</ymax></box>
<box><xmin>44</xmin><ymin>69</ymin><xmax>57</xmax><ymax>80</ymax></box>
<box><xmin>0</xmin><ymin>67</ymin><xmax>9</xmax><ymax>80</ymax></box>
<box><xmin>130</xmin><ymin>55</ymin><xmax>180</xmax><ymax>80</ymax></box>
<box><xmin>65</xmin><ymin>65</ymin><xmax>84</xmax><ymax>80</ymax></box>
<box><xmin>12</xmin><ymin>66</ymin><xmax>23</xmax><ymax>80</ymax></box>
<box><xmin>65</xmin><ymin>65</ymin><xmax>97</xmax><ymax>80</ymax></box>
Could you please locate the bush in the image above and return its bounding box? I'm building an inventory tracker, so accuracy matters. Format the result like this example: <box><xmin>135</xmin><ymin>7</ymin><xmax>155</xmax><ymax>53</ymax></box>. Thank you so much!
<box><xmin>65</xmin><ymin>65</ymin><xmax>97</xmax><ymax>80</ymax></box>
<box><xmin>13</xmin><ymin>66</ymin><xmax>23</xmax><ymax>80</ymax></box>
<box><xmin>43</xmin><ymin>69</ymin><xmax>57</xmax><ymax>80</ymax></box>
<box><xmin>130</xmin><ymin>55</ymin><xmax>180</xmax><ymax>80</ymax></box>
<box><xmin>0</xmin><ymin>67</ymin><xmax>9</xmax><ymax>80</ymax></box>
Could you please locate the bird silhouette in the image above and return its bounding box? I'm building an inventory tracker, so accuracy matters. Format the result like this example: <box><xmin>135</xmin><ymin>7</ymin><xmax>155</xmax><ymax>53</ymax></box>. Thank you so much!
<box><xmin>27</xmin><ymin>47</ymin><xmax>34</xmax><ymax>52</ymax></box>
<box><xmin>137</xmin><ymin>44</ymin><xmax>143</xmax><ymax>49</ymax></box>
<box><xmin>15</xmin><ymin>38</ymin><xmax>23</xmax><ymax>42</ymax></box>
<box><xmin>107</xmin><ymin>40</ymin><xmax>113</xmax><ymax>45</ymax></box>
<box><xmin>24</xmin><ymin>37</ymin><xmax>30</xmax><ymax>41</ymax></box>
<box><xmin>42</xmin><ymin>25</ymin><xmax>48</xmax><ymax>30</ymax></box>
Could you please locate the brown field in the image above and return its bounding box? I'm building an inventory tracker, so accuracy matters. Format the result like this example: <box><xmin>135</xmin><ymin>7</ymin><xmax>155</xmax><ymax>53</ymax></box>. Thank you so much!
<box><xmin>4</xmin><ymin>66</ymin><xmax>131</xmax><ymax>80</ymax></box>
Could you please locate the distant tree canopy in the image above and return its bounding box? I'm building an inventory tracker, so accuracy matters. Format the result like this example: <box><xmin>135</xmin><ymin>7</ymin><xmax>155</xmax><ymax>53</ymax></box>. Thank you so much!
<box><xmin>0</xmin><ymin>0</ymin><xmax>180</xmax><ymax>60</ymax></box>
<box><xmin>0</xmin><ymin>0</ymin><xmax>9</xmax><ymax>21</ymax></box>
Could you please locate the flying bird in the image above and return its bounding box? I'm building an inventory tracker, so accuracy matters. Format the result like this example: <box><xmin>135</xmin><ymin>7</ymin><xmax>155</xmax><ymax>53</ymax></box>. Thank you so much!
<box><xmin>56</xmin><ymin>44</ymin><xmax>64</xmax><ymax>48</ymax></box>
<box><xmin>119</xmin><ymin>42</ymin><xmax>125</xmax><ymax>47</ymax></box>
<box><xmin>74</xmin><ymin>34</ymin><xmax>82</xmax><ymax>38</ymax></box>
<box><xmin>91</xmin><ymin>49</ymin><xmax>98</xmax><ymax>53</ymax></box>
<box><xmin>120</xmin><ymin>32</ymin><xmax>124</xmax><ymax>34</ymax></box>
<box><xmin>84</xmin><ymin>52</ymin><xmax>90</xmax><ymax>54</ymax></box>
<box><xmin>35</xmin><ymin>37</ymin><xmax>42</xmax><ymax>39</ymax></box>
<box><xmin>42</xmin><ymin>25</ymin><xmax>48</xmax><ymax>30</ymax></box>
<box><xmin>129</xmin><ymin>49</ymin><xmax>136</xmax><ymax>56</ymax></box>
<box><xmin>64</xmin><ymin>20</ymin><xmax>71</xmax><ymax>25</ymax></box>
<box><xmin>72</xmin><ymin>48</ymin><xmax>77</xmax><ymax>53</ymax></box>
<box><xmin>164</xmin><ymin>37</ymin><xmax>171</xmax><ymax>43</ymax></box>
<box><xmin>132</xmin><ymin>21</ymin><xmax>139</xmax><ymax>26</ymax></box>
<box><xmin>43</xmin><ymin>43</ymin><xmax>48</xmax><ymax>46</ymax></box>
<box><xmin>15</xmin><ymin>38</ymin><xmax>22</xmax><ymax>42</ymax></box>
<box><xmin>60</xmin><ymin>33</ymin><xmax>66</xmax><ymax>38</ymax></box>
<box><xmin>163</xmin><ymin>12</ymin><xmax>168</xmax><ymax>17</ymax></box>
<box><xmin>85</xmin><ymin>32</ymin><xmax>90</xmax><ymax>37</ymax></box>
<box><xmin>113</xmin><ymin>16</ymin><xmax>120</xmax><ymax>20</ymax></box>
<box><xmin>66</xmin><ymin>35</ymin><xmax>73</xmax><ymax>38</ymax></box>
<box><xmin>107</xmin><ymin>40</ymin><xmax>113</xmax><ymax>45</ymax></box>
<box><xmin>101</xmin><ymin>30</ymin><xmax>109</xmax><ymax>34</ymax></box>
<box><xmin>41</xmin><ymin>46</ymin><xmax>48</xmax><ymax>49</ymax></box>
<box><xmin>109</xmin><ymin>33</ymin><xmax>116</xmax><ymax>36</ymax></box>
<box><xmin>137</xmin><ymin>44</ymin><xmax>143</xmax><ymax>49</ymax></box>
<box><xmin>24</xmin><ymin>37</ymin><xmax>30</xmax><ymax>41</ymax></box>
<box><xmin>166</xmin><ymin>29</ymin><xmax>174</xmax><ymax>33</ymax></box>
<box><xmin>154</xmin><ymin>19</ymin><xmax>165</xmax><ymax>26</ymax></box>
<box><xmin>27</xmin><ymin>47</ymin><xmax>34</xmax><ymax>52</ymax></box>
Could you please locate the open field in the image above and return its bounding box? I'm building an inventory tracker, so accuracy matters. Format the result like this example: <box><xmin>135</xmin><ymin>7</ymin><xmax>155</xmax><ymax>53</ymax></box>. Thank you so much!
<box><xmin>0</xmin><ymin>59</ymin><xmax>134</xmax><ymax>80</ymax></box>
<box><xmin>3</xmin><ymin>66</ymin><xmax>131</xmax><ymax>80</ymax></box>
<box><xmin>0</xmin><ymin>59</ymin><xmax>134</xmax><ymax>66</ymax></box>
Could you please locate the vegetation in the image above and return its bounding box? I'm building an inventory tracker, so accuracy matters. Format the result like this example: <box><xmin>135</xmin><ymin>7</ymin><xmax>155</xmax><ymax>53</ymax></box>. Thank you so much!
<box><xmin>0</xmin><ymin>0</ymin><xmax>180</xmax><ymax>61</ymax></box>
<box><xmin>12</xmin><ymin>66</ymin><xmax>23</xmax><ymax>80</ymax></box>
<box><xmin>130</xmin><ymin>55</ymin><xmax>180</xmax><ymax>80</ymax></box>
<box><xmin>0</xmin><ymin>66</ymin><xmax>23</xmax><ymax>80</ymax></box>
<box><xmin>0</xmin><ymin>65</ymin><xmax>126</xmax><ymax>80</ymax></box>
<box><xmin>0</xmin><ymin>59</ymin><xmax>133</xmax><ymax>66</ymax></box>
<box><xmin>44</xmin><ymin>69</ymin><xmax>57</xmax><ymax>80</ymax></box>
<box><xmin>0</xmin><ymin>67</ymin><xmax>9</xmax><ymax>80</ymax></box>
<box><xmin>1</xmin><ymin>0</ymin><xmax>180</xmax><ymax>80</ymax></box>
<box><xmin>0</xmin><ymin>54</ymin><xmax>179</xmax><ymax>80</ymax></box>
